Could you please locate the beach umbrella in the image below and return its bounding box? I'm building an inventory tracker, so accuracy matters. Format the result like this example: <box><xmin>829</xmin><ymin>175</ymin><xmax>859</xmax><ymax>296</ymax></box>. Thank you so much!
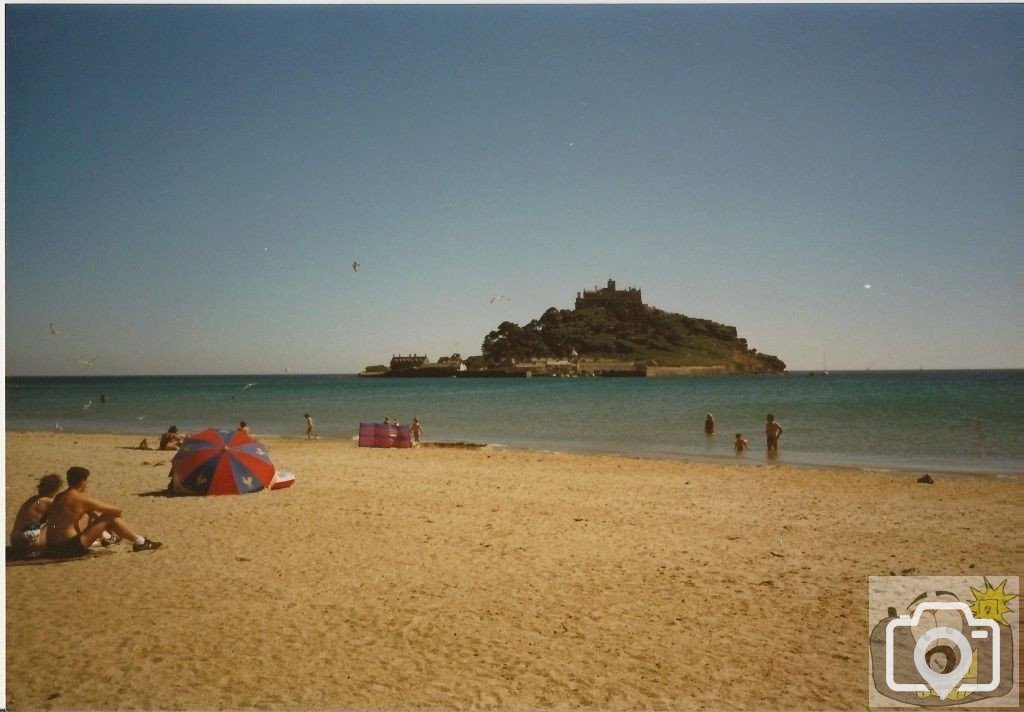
<box><xmin>171</xmin><ymin>428</ymin><xmax>275</xmax><ymax>495</ymax></box>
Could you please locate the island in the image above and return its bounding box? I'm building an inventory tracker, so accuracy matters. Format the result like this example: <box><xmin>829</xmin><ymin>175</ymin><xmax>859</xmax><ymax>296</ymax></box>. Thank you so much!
<box><xmin>360</xmin><ymin>279</ymin><xmax>786</xmax><ymax>377</ymax></box>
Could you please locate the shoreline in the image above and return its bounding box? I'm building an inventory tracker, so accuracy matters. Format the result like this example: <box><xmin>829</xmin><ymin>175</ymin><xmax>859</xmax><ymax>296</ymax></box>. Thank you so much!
<box><xmin>6</xmin><ymin>431</ymin><xmax>1023</xmax><ymax>710</ymax></box>
<box><xmin>7</xmin><ymin>427</ymin><xmax>1020</xmax><ymax>481</ymax></box>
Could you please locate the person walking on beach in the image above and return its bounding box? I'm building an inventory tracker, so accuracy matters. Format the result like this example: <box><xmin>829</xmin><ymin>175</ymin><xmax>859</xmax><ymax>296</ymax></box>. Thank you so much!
<box><xmin>704</xmin><ymin>413</ymin><xmax>716</xmax><ymax>435</ymax></box>
<box><xmin>304</xmin><ymin>413</ymin><xmax>319</xmax><ymax>440</ymax></box>
<box><xmin>45</xmin><ymin>467</ymin><xmax>161</xmax><ymax>556</ymax></box>
<box><xmin>734</xmin><ymin>433</ymin><xmax>748</xmax><ymax>453</ymax></box>
<box><xmin>765</xmin><ymin>414</ymin><xmax>783</xmax><ymax>457</ymax></box>
<box><xmin>411</xmin><ymin>417</ymin><xmax>423</xmax><ymax>446</ymax></box>
<box><xmin>10</xmin><ymin>473</ymin><xmax>63</xmax><ymax>553</ymax></box>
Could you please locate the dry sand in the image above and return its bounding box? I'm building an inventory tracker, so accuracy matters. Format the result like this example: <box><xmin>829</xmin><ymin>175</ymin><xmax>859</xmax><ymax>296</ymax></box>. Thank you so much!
<box><xmin>5</xmin><ymin>431</ymin><xmax>1022</xmax><ymax>711</ymax></box>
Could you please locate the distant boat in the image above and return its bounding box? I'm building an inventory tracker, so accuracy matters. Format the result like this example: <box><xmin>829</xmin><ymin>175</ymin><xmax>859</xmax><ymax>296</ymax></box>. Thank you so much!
<box><xmin>822</xmin><ymin>353</ymin><xmax>830</xmax><ymax>376</ymax></box>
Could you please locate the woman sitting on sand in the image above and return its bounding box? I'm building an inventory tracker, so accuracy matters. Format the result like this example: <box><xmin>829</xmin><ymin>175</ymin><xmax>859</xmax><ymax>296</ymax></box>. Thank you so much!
<box><xmin>159</xmin><ymin>426</ymin><xmax>184</xmax><ymax>451</ymax></box>
<box><xmin>10</xmin><ymin>473</ymin><xmax>63</xmax><ymax>554</ymax></box>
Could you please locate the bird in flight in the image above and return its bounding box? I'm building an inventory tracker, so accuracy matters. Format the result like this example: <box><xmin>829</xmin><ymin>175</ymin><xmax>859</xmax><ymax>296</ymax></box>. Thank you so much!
<box><xmin>352</xmin><ymin>261</ymin><xmax>362</xmax><ymax>272</ymax></box>
<box><xmin>49</xmin><ymin>322</ymin><xmax>59</xmax><ymax>336</ymax></box>
<box><xmin>137</xmin><ymin>416</ymin><xmax>146</xmax><ymax>421</ymax></box>
<box><xmin>242</xmin><ymin>383</ymin><xmax>257</xmax><ymax>390</ymax></box>
<box><xmin>78</xmin><ymin>357</ymin><xmax>97</xmax><ymax>367</ymax></box>
<box><xmin>489</xmin><ymin>295</ymin><xmax>511</xmax><ymax>304</ymax></box>
<box><xmin>82</xmin><ymin>400</ymin><xmax>92</xmax><ymax>411</ymax></box>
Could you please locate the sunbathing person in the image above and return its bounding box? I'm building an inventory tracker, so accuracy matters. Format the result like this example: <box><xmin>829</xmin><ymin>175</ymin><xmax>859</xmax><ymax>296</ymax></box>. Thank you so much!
<box><xmin>159</xmin><ymin>426</ymin><xmax>183</xmax><ymax>451</ymax></box>
<box><xmin>10</xmin><ymin>473</ymin><xmax>63</xmax><ymax>554</ymax></box>
<box><xmin>45</xmin><ymin>467</ymin><xmax>161</xmax><ymax>556</ymax></box>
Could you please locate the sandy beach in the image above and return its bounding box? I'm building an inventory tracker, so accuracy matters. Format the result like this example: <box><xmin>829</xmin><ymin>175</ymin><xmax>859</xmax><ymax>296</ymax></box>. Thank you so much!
<box><xmin>5</xmin><ymin>431</ymin><xmax>1022</xmax><ymax>711</ymax></box>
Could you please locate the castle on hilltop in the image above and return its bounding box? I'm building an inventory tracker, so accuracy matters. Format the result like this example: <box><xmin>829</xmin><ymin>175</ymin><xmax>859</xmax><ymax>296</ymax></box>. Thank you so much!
<box><xmin>575</xmin><ymin>279</ymin><xmax>643</xmax><ymax>311</ymax></box>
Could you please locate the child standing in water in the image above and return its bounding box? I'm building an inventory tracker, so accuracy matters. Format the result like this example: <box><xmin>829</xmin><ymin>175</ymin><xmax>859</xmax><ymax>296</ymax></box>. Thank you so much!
<box><xmin>411</xmin><ymin>417</ymin><xmax>423</xmax><ymax>446</ymax></box>
<box><xmin>734</xmin><ymin>433</ymin><xmax>748</xmax><ymax>453</ymax></box>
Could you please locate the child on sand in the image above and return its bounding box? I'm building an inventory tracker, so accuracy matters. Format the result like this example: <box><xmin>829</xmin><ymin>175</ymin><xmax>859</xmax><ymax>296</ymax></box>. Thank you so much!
<box><xmin>304</xmin><ymin>413</ymin><xmax>319</xmax><ymax>440</ymax></box>
<box><xmin>734</xmin><ymin>433</ymin><xmax>748</xmax><ymax>453</ymax></box>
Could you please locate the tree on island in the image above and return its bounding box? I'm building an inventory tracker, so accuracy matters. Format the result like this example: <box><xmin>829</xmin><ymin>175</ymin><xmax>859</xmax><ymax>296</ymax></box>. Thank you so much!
<box><xmin>480</xmin><ymin>304</ymin><xmax>785</xmax><ymax>372</ymax></box>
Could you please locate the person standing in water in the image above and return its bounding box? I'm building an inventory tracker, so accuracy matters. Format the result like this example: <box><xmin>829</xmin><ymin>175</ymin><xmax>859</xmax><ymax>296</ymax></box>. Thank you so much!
<box><xmin>734</xmin><ymin>433</ymin><xmax>748</xmax><ymax>453</ymax></box>
<box><xmin>765</xmin><ymin>414</ymin><xmax>783</xmax><ymax>457</ymax></box>
<box><xmin>704</xmin><ymin>413</ymin><xmax>716</xmax><ymax>435</ymax></box>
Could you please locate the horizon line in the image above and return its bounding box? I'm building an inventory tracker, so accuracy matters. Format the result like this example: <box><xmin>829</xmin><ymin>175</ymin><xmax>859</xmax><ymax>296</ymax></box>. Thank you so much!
<box><xmin>6</xmin><ymin>368</ymin><xmax>1023</xmax><ymax>379</ymax></box>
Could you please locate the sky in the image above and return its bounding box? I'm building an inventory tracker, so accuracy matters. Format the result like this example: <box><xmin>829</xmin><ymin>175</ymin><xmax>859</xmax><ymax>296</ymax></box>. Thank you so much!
<box><xmin>4</xmin><ymin>4</ymin><xmax>1021</xmax><ymax>375</ymax></box>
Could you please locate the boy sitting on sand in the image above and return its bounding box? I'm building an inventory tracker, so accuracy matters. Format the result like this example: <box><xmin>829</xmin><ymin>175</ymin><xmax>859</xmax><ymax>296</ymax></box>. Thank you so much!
<box><xmin>45</xmin><ymin>467</ymin><xmax>161</xmax><ymax>556</ymax></box>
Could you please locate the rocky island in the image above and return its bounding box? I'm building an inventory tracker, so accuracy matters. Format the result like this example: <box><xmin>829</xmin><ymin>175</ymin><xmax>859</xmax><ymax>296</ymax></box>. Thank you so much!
<box><xmin>360</xmin><ymin>279</ymin><xmax>786</xmax><ymax>377</ymax></box>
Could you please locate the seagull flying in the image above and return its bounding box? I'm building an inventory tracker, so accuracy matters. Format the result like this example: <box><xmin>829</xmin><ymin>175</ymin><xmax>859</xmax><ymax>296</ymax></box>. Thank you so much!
<box><xmin>77</xmin><ymin>357</ymin><xmax>97</xmax><ymax>367</ymax></box>
<box><xmin>82</xmin><ymin>400</ymin><xmax>92</xmax><ymax>411</ymax></box>
<box><xmin>352</xmin><ymin>261</ymin><xmax>361</xmax><ymax>272</ymax></box>
<box><xmin>242</xmin><ymin>383</ymin><xmax>257</xmax><ymax>390</ymax></box>
<box><xmin>489</xmin><ymin>295</ymin><xmax>511</xmax><ymax>304</ymax></box>
<box><xmin>49</xmin><ymin>322</ymin><xmax>59</xmax><ymax>336</ymax></box>
<box><xmin>137</xmin><ymin>416</ymin><xmax>146</xmax><ymax>421</ymax></box>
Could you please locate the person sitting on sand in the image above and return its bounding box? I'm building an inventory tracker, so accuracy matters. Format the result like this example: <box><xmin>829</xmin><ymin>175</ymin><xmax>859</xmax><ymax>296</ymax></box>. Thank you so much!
<box><xmin>704</xmin><ymin>413</ymin><xmax>716</xmax><ymax>435</ymax></box>
<box><xmin>411</xmin><ymin>417</ymin><xmax>423</xmax><ymax>445</ymax></box>
<box><xmin>238</xmin><ymin>421</ymin><xmax>250</xmax><ymax>436</ymax></box>
<box><xmin>304</xmin><ymin>413</ymin><xmax>318</xmax><ymax>440</ymax></box>
<box><xmin>734</xmin><ymin>433</ymin><xmax>748</xmax><ymax>453</ymax></box>
<box><xmin>10</xmin><ymin>473</ymin><xmax>63</xmax><ymax>554</ymax></box>
<box><xmin>765</xmin><ymin>414</ymin><xmax>783</xmax><ymax>456</ymax></box>
<box><xmin>159</xmin><ymin>426</ymin><xmax>183</xmax><ymax>451</ymax></box>
<box><xmin>45</xmin><ymin>467</ymin><xmax>161</xmax><ymax>556</ymax></box>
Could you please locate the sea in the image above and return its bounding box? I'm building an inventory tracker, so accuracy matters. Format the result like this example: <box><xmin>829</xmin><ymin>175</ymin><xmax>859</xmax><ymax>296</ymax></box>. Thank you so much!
<box><xmin>4</xmin><ymin>370</ymin><xmax>1022</xmax><ymax>477</ymax></box>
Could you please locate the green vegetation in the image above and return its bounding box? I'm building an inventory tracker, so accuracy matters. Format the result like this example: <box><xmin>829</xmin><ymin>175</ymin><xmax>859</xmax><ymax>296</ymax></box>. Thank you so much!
<box><xmin>480</xmin><ymin>302</ymin><xmax>785</xmax><ymax>373</ymax></box>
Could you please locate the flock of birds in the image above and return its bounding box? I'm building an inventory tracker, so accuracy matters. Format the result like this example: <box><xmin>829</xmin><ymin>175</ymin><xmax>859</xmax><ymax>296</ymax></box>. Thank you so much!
<box><xmin>51</xmin><ymin>322</ymin><xmax>98</xmax><ymax>367</ymax></box>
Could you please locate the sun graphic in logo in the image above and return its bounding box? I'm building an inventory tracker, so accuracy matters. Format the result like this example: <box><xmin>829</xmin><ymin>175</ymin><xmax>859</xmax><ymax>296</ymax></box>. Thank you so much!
<box><xmin>968</xmin><ymin>577</ymin><xmax>1017</xmax><ymax>625</ymax></box>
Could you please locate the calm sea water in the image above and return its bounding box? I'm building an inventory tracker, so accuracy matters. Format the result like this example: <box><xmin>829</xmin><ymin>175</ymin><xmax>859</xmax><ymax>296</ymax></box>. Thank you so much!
<box><xmin>5</xmin><ymin>371</ymin><xmax>1022</xmax><ymax>476</ymax></box>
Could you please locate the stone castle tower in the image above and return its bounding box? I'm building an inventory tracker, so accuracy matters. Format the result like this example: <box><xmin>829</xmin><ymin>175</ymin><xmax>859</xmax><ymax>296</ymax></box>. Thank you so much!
<box><xmin>575</xmin><ymin>279</ymin><xmax>643</xmax><ymax>311</ymax></box>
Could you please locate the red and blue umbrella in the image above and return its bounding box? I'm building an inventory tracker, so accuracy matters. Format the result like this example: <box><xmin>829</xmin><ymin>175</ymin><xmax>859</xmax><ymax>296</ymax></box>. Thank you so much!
<box><xmin>171</xmin><ymin>428</ymin><xmax>275</xmax><ymax>495</ymax></box>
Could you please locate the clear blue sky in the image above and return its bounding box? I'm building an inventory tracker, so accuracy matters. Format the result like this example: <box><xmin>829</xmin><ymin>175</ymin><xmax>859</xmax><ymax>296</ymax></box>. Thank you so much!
<box><xmin>5</xmin><ymin>4</ymin><xmax>1021</xmax><ymax>375</ymax></box>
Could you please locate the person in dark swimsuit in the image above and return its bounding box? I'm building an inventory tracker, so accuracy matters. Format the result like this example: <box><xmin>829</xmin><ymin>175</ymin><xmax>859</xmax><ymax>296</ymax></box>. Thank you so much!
<box><xmin>765</xmin><ymin>414</ymin><xmax>783</xmax><ymax>457</ymax></box>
